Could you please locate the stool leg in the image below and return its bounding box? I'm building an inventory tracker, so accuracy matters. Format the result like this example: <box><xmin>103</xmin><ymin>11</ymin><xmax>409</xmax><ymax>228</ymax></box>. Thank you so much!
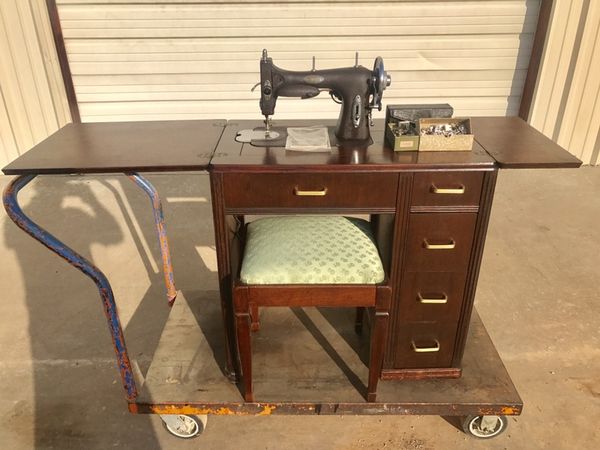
<box><xmin>367</xmin><ymin>286</ymin><xmax>391</xmax><ymax>402</ymax></box>
<box><xmin>235</xmin><ymin>312</ymin><xmax>254</xmax><ymax>402</ymax></box>
<box><xmin>250</xmin><ymin>302</ymin><xmax>260</xmax><ymax>332</ymax></box>
<box><xmin>234</xmin><ymin>286</ymin><xmax>254</xmax><ymax>402</ymax></box>
<box><xmin>367</xmin><ymin>309</ymin><xmax>389</xmax><ymax>402</ymax></box>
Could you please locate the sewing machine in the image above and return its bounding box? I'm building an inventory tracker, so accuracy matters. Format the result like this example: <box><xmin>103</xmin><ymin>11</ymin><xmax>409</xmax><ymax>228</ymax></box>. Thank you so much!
<box><xmin>240</xmin><ymin>49</ymin><xmax>391</xmax><ymax>145</ymax></box>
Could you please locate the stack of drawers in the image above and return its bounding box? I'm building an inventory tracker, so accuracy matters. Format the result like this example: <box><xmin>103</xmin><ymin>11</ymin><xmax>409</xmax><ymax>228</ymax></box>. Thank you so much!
<box><xmin>221</xmin><ymin>168</ymin><xmax>489</xmax><ymax>380</ymax></box>
<box><xmin>386</xmin><ymin>171</ymin><xmax>484</xmax><ymax>377</ymax></box>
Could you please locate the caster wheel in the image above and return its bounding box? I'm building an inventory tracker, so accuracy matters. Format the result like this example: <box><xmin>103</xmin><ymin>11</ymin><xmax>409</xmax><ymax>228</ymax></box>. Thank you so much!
<box><xmin>161</xmin><ymin>414</ymin><xmax>207</xmax><ymax>439</ymax></box>
<box><xmin>461</xmin><ymin>415</ymin><xmax>508</xmax><ymax>439</ymax></box>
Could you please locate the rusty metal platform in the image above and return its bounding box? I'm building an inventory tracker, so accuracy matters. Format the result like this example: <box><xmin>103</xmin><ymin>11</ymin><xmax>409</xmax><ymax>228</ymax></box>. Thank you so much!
<box><xmin>134</xmin><ymin>291</ymin><xmax>522</xmax><ymax>417</ymax></box>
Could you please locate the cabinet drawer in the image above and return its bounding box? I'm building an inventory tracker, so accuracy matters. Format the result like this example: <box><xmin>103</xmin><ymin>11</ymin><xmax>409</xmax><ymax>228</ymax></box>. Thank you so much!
<box><xmin>399</xmin><ymin>272</ymin><xmax>467</xmax><ymax>322</ymax></box>
<box><xmin>412</xmin><ymin>171</ymin><xmax>483</xmax><ymax>207</ymax></box>
<box><xmin>391</xmin><ymin>322</ymin><xmax>457</xmax><ymax>369</ymax></box>
<box><xmin>404</xmin><ymin>213</ymin><xmax>477</xmax><ymax>272</ymax></box>
<box><xmin>222</xmin><ymin>173</ymin><xmax>398</xmax><ymax>210</ymax></box>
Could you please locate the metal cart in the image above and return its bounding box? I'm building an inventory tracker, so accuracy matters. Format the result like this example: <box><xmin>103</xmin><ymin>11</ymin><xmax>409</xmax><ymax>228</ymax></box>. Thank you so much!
<box><xmin>4</xmin><ymin>172</ymin><xmax>521</xmax><ymax>441</ymax></box>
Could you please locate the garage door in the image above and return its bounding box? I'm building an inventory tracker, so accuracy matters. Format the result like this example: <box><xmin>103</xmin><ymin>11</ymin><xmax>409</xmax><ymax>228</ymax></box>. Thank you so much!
<box><xmin>56</xmin><ymin>0</ymin><xmax>540</xmax><ymax>122</ymax></box>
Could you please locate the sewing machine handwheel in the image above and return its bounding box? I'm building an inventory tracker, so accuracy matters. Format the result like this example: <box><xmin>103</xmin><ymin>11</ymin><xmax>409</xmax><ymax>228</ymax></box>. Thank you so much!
<box><xmin>372</xmin><ymin>57</ymin><xmax>390</xmax><ymax>111</ymax></box>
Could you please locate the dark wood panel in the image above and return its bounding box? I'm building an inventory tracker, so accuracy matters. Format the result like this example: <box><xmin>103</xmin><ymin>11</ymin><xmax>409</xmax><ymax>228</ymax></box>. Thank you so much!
<box><xmin>472</xmin><ymin>116</ymin><xmax>582</xmax><ymax>168</ymax></box>
<box><xmin>223</xmin><ymin>172</ymin><xmax>398</xmax><ymax>210</ymax></box>
<box><xmin>390</xmin><ymin>322</ymin><xmax>458</xmax><ymax>369</ymax></box>
<box><xmin>398</xmin><ymin>271</ymin><xmax>467</xmax><ymax>323</ymax></box>
<box><xmin>210</xmin><ymin>172</ymin><xmax>239</xmax><ymax>380</ymax></box>
<box><xmin>244</xmin><ymin>284</ymin><xmax>377</xmax><ymax>307</ymax></box>
<box><xmin>404</xmin><ymin>213</ymin><xmax>478</xmax><ymax>272</ymax></box>
<box><xmin>383</xmin><ymin>173</ymin><xmax>413</xmax><ymax>369</ymax></box>
<box><xmin>2</xmin><ymin>120</ymin><xmax>226</xmax><ymax>175</ymax></box>
<box><xmin>3</xmin><ymin>117</ymin><xmax>580</xmax><ymax>174</ymax></box>
<box><xmin>370</xmin><ymin>213</ymin><xmax>395</xmax><ymax>275</ymax></box>
<box><xmin>410</xmin><ymin>205</ymin><xmax>479</xmax><ymax>213</ymax></box>
<box><xmin>381</xmin><ymin>367</ymin><xmax>461</xmax><ymax>381</ymax></box>
<box><xmin>211</xmin><ymin>120</ymin><xmax>496</xmax><ymax>171</ymax></box>
<box><xmin>411</xmin><ymin>171</ymin><xmax>483</xmax><ymax>207</ymax></box>
<box><xmin>452</xmin><ymin>170</ymin><xmax>498</xmax><ymax>367</ymax></box>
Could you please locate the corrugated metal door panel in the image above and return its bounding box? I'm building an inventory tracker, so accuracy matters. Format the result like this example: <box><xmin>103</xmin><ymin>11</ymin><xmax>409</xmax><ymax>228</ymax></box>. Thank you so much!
<box><xmin>30</xmin><ymin>0</ymin><xmax>72</xmax><ymax>127</ymax></box>
<box><xmin>0</xmin><ymin>1</ymin><xmax>50</xmax><ymax>148</ymax></box>
<box><xmin>0</xmin><ymin>87</ymin><xmax>20</xmax><ymax>163</ymax></box>
<box><xmin>530</xmin><ymin>0</ymin><xmax>600</xmax><ymax>165</ymax></box>
<box><xmin>56</xmin><ymin>0</ymin><xmax>540</xmax><ymax>122</ymax></box>
<box><xmin>529</xmin><ymin>0</ymin><xmax>582</xmax><ymax>134</ymax></box>
<box><xmin>556</xmin><ymin>1</ymin><xmax>600</xmax><ymax>163</ymax></box>
<box><xmin>566</xmin><ymin>1</ymin><xmax>600</xmax><ymax>165</ymax></box>
<box><xmin>0</xmin><ymin>0</ymin><xmax>70</xmax><ymax>167</ymax></box>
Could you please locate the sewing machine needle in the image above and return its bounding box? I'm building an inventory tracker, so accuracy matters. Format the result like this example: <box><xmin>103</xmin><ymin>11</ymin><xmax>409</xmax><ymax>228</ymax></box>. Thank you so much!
<box><xmin>264</xmin><ymin>115</ymin><xmax>271</xmax><ymax>138</ymax></box>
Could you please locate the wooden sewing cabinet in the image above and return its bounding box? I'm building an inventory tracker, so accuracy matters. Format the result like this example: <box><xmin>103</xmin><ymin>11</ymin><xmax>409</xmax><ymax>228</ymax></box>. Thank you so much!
<box><xmin>209</xmin><ymin>117</ymin><xmax>581</xmax><ymax>382</ymax></box>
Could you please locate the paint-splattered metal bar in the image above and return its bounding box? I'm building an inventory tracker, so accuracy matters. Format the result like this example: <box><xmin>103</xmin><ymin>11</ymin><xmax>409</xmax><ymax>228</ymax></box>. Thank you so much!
<box><xmin>127</xmin><ymin>173</ymin><xmax>177</xmax><ymax>305</ymax></box>
<box><xmin>2</xmin><ymin>174</ymin><xmax>138</xmax><ymax>402</ymax></box>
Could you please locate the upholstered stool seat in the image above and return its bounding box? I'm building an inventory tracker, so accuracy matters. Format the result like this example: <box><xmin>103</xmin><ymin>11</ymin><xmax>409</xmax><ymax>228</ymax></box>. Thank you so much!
<box><xmin>233</xmin><ymin>215</ymin><xmax>391</xmax><ymax>402</ymax></box>
<box><xmin>240</xmin><ymin>216</ymin><xmax>385</xmax><ymax>285</ymax></box>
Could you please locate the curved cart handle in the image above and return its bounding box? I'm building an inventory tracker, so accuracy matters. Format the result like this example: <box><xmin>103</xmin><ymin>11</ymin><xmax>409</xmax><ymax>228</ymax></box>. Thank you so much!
<box><xmin>3</xmin><ymin>174</ymin><xmax>138</xmax><ymax>402</ymax></box>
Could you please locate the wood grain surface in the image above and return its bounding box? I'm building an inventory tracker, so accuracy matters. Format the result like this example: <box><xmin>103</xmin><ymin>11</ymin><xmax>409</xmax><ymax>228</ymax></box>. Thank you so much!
<box><xmin>212</xmin><ymin>119</ymin><xmax>496</xmax><ymax>171</ymax></box>
<box><xmin>2</xmin><ymin>120</ymin><xmax>226</xmax><ymax>174</ymax></box>
<box><xmin>472</xmin><ymin>116</ymin><xmax>582</xmax><ymax>168</ymax></box>
<box><xmin>2</xmin><ymin>117</ymin><xmax>582</xmax><ymax>174</ymax></box>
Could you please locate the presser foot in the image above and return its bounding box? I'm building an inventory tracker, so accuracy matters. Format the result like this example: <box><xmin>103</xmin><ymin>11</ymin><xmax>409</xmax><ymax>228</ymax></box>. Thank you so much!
<box><xmin>235</xmin><ymin>128</ymin><xmax>281</xmax><ymax>143</ymax></box>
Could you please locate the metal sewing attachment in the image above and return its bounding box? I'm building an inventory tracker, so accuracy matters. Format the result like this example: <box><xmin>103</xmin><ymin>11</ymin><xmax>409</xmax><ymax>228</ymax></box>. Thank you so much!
<box><xmin>235</xmin><ymin>127</ymin><xmax>280</xmax><ymax>143</ymax></box>
<box><xmin>392</xmin><ymin>120</ymin><xmax>418</xmax><ymax>137</ymax></box>
<box><xmin>421</xmin><ymin>123</ymin><xmax>468</xmax><ymax>137</ymax></box>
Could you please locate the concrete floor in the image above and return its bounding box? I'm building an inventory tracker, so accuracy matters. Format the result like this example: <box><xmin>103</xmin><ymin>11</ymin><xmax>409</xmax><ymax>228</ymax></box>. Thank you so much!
<box><xmin>0</xmin><ymin>168</ymin><xmax>598</xmax><ymax>449</ymax></box>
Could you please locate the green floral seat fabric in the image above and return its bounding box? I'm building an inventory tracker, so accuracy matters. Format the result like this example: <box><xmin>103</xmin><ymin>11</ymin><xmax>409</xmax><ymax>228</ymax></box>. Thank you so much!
<box><xmin>240</xmin><ymin>216</ymin><xmax>385</xmax><ymax>285</ymax></box>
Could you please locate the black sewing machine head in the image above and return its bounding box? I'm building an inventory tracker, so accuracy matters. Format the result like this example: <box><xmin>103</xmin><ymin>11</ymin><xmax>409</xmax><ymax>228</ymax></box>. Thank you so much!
<box><xmin>253</xmin><ymin>49</ymin><xmax>391</xmax><ymax>142</ymax></box>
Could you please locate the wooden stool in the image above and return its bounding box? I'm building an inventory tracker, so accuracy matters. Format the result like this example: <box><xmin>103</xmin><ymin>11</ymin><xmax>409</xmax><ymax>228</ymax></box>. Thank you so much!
<box><xmin>233</xmin><ymin>216</ymin><xmax>391</xmax><ymax>402</ymax></box>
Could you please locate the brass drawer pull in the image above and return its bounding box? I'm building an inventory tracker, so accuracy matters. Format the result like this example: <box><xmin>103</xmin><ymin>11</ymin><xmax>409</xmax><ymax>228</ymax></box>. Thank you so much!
<box><xmin>423</xmin><ymin>239</ymin><xmax>455</xmax><ymax>250</ymax></box>
<box><xmin>418</xmin><ymin>293</ymin><xmax>448</xmax><ymax>304</ymax></box>
<box><xmin>431</xmin><ymin>184</ymin><xmax>465</xmax><ymax>195</ymax></box>
<box><xmin>293</xmin><ymin>187</ymin><xmax>328</xmax><ymax>196</ymax></box>
<box><xmin>411</xmin><ymin>340</ymin><xmax>440</xmax><ymax>353</ymax></box>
